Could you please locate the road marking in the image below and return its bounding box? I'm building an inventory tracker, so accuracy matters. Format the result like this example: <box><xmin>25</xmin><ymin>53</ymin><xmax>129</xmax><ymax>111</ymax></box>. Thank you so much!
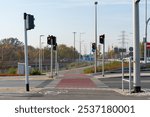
<box><xmin>91</xmin><ymin>78</ymin><xmax>109</xmax><ymax>88</ymax></box>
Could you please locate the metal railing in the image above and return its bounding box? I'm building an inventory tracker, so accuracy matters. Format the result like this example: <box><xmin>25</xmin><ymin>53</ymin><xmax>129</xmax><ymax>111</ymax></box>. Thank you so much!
<box><xmin>122</xmin><ymin>57</ymin><xmax>132</xmax><ymax>94</ymax></box>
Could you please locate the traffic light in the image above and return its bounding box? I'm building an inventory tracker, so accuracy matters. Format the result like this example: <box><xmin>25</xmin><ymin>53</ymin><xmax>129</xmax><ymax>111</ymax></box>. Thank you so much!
<box><xmin>47</xmin><ymin>35</ymin><xmax>51</xmax><ymax>45</ymax></box>
<box><xmin>47</xmin><ymin>35</ymin><xmax>56</xmax><ymax>45</ymax></box>
<box><xmin>51</xmin><ymin>36</ymin><xmax>56</xmax><ymax>45</ymax></box>
<box><xmin>26</xmin><ymin>14</ymin><xmax>35</xmax><ymax>30</ymax></box>
<box><xmin>92</xmin><ymin>43</ymin><xmax>96</xmax><ymax>52</ymax></box>
<box><xmin>53</xmin><ymin>43</ymin><xmax>57</xmax><ymax>50</ymax></box>
<box><xmin>99</xmin><ymin>34</ymin><xmax>105</xmax><ymax>44</ymax></box>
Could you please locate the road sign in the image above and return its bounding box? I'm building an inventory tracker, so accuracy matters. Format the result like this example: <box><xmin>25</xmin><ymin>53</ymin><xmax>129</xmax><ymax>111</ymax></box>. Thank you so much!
<box><xmin>129</xmin><ymin>47</ymin><xmax>133</xmax><ymax>52</ymax></box>
<box><xmin>129</xmin><ymin>52</ymin><xmax>133</xmax><ymax>57</ymax></box>
<box><xmin>146</xmin><ymin>42</ymin><xmax>150</xmax><ymax>49</ymax></box>
<box><xmin>119</xmin><ymin>48</ymin><xmax>126</xmax><ymax>52</ymax></box>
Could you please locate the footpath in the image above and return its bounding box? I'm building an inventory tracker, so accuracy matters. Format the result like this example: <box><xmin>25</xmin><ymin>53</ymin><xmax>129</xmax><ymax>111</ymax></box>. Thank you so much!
<box><xmin>0</xmin><ymin>72</ymin><xmax>150</xmax><ymax>99</ymax></box>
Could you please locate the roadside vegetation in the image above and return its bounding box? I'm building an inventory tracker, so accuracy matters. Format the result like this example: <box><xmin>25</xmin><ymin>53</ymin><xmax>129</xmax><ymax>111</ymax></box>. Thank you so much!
<box><xmin>66</xmin><ymin>62</ymin><xmax>92</xmax><ymax>69</ymax></box>
<box><xmin>0</xmin><ymin>38</ymin><xmax>80</xmax><ymax>75</ymax></box>
<box><xmin>30</xmin><ymin>69</ymin><xmax>41</xmax><ymax>75</ymax></box>
<box><xmin>83</xmin><ymin>61</ymin><xmax>129</xmax><ymax>74</ymax></box>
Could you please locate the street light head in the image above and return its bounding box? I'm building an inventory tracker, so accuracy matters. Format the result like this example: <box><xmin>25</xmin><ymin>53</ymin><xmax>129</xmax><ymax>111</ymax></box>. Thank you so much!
<box><xmin>135</xmin><ymin>0</ymin><xmax>140</xmax><ymax>3</ymax></box>
<box><xmin>95</xmin><ymin>1</ymin><xmax>98</xmax><ymax>5</ymax></box>
<box><xmin>73</xmin><ymin>32</ymin><xmax>76</xmax><ymax>34</ymax></box>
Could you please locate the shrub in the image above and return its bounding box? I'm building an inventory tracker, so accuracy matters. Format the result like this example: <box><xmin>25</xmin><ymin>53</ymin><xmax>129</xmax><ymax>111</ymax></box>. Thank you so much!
<box><xmin>30</xmin><ymin>69</ymin><xmax>41</xmax><ymax>75</ymax></box>
<box><xmin>83</xmin><ymin>67</ymin><xmax>94</xmax><ymax>74</ymax></box>
<box><xmin>7</xmin><ymin>68</ymin><xmax>17</xmax><ymax>74</ymax></box>
<box><xmin>67</xmin><ymin>62</ymin><xmax>91</xmax><ymax>69</ymax></box>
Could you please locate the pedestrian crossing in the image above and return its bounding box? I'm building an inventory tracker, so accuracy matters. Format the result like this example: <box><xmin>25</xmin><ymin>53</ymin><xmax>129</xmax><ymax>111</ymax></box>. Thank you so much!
<box><xmin>44</xmin><ymin>74</ymin><xmax>109</xmax><ymax>89</ymax></box>
<box><xmin>91</xmin><ymin>78</ymin><xmax>109</xmax><ymax>88</ymax></box>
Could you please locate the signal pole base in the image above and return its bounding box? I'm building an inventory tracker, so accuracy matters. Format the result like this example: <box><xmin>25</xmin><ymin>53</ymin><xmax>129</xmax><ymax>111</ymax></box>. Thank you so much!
<box><xmin>26</xmin><ymin>84</ymin><xmax>30</xmax><ymax>92</ymax></box>
<box><xmin>133</xmin><ymin>86</ymin><xmax>141</xmax><ymax>93</ymax></box>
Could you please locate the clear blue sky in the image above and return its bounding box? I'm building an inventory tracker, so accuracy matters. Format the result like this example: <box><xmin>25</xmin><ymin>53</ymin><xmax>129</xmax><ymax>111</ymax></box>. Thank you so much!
<box><xmin>0</xmin><ymin>0</ymin><xmax>149</xmax><ymax>54</ymax></box>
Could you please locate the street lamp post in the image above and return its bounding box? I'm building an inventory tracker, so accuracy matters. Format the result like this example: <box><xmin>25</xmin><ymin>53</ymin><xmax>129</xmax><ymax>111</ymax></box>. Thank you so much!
<box><xmin>144</xmin><ymin>0</ymin><xmax>148</xmax><ymax>63</ymax></box>
<box><xmin>144</xmin><ymin>0</ymin><xmax>150</xmax><ymax>64</ymax></box>
<box><xmin>94</xmin><ymin>1</ymin><xmax>98</xmax><ymax>73</ymax></box>
<box><xmin>145</xmin><ymin>17</ymin><xmax>150</xmax><ymax>62</ymax></box>
<box><xmin>39</xmin><ymin>35</ymin><xmax>44</xmax><ymax>72</ymax></box>
<box><xmin>79</xmin><ymin>33</ymin><xmax>84</xmax><ymax>62</ymax></box>
<box><xmin>73</xmin><ymin>32</ymin><xmax>76</xmax><ymax>62</ymax></box>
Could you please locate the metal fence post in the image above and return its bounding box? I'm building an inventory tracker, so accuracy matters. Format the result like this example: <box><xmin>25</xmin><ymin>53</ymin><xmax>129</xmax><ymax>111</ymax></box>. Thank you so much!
<box><xmin>122</xmin><ymin>59</ymin><xmax>124</xmax><ymax>91</ymax></box>
<box><xmin>129</xmin><ymin>57</ymin><xmax>132</xmax><ymax>94</ymax></box>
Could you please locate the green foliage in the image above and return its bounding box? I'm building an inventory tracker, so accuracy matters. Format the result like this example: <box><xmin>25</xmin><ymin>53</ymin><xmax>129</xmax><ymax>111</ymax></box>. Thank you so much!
<box><xmin>67</xmin><ymin>62</ymin><xmax>91</xmax><ymax>69</ymax></box>
<box><xmin>58</xmin><ymin>44</ymin><xmax>79</xmax><ymax>61</ymax></box>
<box><xmin>0</xmin><ymin>38</ymin><xmax>81</xmax><ymax>72</ymax></box>
<box><xmin>7</xmin><ymin>68</ymin><xmax>17</xmax><ymax>74</ymax></box>
<box><xmin>30</xmin><ymin>69</ymin><xmax>41</xmax><ymax>75</ymax></box>
<box><xmin>83</xmin><ymin>67</ymin><xmax>95</xmax><ymax>74</ymax></box>
<box><xmin>83</xmin><ymin>61</ymin><xmax>129</xmax><ymax>74</ymax></box>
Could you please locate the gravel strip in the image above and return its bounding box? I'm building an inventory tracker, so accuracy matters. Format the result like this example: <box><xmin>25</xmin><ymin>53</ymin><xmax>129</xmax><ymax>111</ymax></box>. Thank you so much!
<box><xmin>114</xmin><ymin>88</ymin><xmax>150</xmax><ymax>96</ymax></box>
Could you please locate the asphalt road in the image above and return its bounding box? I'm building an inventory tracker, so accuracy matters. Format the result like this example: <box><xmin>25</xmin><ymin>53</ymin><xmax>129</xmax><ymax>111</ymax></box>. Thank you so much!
<box><xmin>99</xmin><ymin>75</ymin><xmax>150</xmax><ymax>89</ymax></box>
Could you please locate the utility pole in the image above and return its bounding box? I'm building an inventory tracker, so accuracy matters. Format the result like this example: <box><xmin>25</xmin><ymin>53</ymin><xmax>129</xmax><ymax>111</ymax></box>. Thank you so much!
<box><xmin>118</xmin><ymin>31</ymin><xmax>128</xmax><ymax>59</ymax></box>
<box><xmin>119</xmin><ymin>31</ymin><xmax>127</xmax><ymax>49</ymax></box>
<box><xmin>133</xmin><ymin>0</ymin><xmax>141</xmax><ymax>92</ymax></box>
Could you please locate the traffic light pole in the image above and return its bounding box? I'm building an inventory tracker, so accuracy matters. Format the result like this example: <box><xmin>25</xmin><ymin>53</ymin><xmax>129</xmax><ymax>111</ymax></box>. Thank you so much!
<box><xmin>23</xmin><ymin>12</ymin><xmax>35</xmax><ymax>92</ymax></box>
<box><xmin>100</xmin><ymin>34</ymin><xmax>105</xmax><ymax>77</ymax></box>
<box><xmin>102</xmin><ymin>40</ymin><xmax>105</xmax><ymax>77</ymax></box>
<box><xmin>55</xmin><ymin>47</ymin><xmax>58</xmax><ymax>76</ymax></box>
<box><xmin>50</xmin><ymin>39</ymin><xmax>53</xmax><ymax>78</ymax></box>
<box><xmin>24</xmin><ymin>13</ymin><xmax>29</xmax><ymax>91</ymax></box>
<box><xmin>133</xmin><ymin>0</ymin><xmax>141</xmax><ymax>92</ymax></box>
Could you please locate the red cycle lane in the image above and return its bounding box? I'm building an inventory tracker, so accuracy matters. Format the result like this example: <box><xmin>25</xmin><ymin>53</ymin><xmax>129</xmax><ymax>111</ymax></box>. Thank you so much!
<box><xmin>56</xmin><ymin>74</ymin><xmax>96</xmax><ymax>89</ymax></box>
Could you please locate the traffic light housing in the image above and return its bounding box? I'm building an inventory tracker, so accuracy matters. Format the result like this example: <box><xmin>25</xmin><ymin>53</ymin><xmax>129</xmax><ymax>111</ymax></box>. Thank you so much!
<box><xmin>53</xmin><ymin>43</ymin><xmax>57</xmax><ymax>50</ymax></box>
<box><xmin>99</xmin><ymin>34</ymin><xmax>105</xmax><ymax>44</ymax></box>
<box><xmin>26</xmin><ymin>14</ymin><xmax>35</xmax><ymax>30</ymax></box>
<box><xmin>92</xmin><ymin>43</ymin><xmax>96</xmax><ymax>52</ymax></box>
<box><xmin>51</xmin><ymin>36</ymin><xmax>56</xmax><ymax>45</ymax></box>
<box><xmin>47</xmin><ymin>35</ymin><xmax>51</xmax><ymax>45</ymax></box>
<box><xmin>47</xmin><ymin>35</ymin><xmax>56</xmax><ymax>45</ymax></box>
